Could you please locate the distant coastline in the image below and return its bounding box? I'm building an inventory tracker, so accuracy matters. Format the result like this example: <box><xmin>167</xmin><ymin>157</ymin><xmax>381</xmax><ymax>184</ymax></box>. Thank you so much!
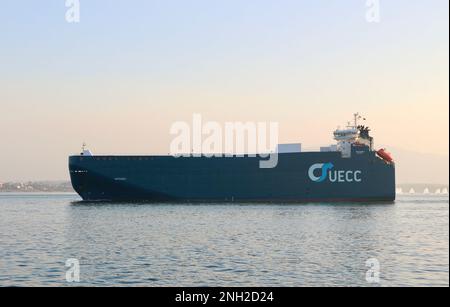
<box><xmin>0</xmin><ymin>181</ymin><xmax>448</xmax><ymax>195</ymax></box>
<box><xmin>0</xmin><ymin>181</ymin><xmax>74</xmax><ymax>193</ymax></box>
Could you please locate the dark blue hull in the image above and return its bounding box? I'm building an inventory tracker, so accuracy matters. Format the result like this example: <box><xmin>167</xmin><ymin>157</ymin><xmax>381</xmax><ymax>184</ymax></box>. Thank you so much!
<box><xmin>69</xmin><ymin>150</ymin><xmax>396</xmax><ymax>203</ymax></box>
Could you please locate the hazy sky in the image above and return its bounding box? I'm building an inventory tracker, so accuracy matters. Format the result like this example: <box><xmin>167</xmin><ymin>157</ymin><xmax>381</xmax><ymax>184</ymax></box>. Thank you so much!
<box><xmin>1</xmin><ymin>0</ymin><xmax>448</xmax><ymax>181</ymax></box>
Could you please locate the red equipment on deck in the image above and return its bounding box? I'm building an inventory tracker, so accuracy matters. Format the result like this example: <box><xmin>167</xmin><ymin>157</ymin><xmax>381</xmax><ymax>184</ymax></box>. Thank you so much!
<box><xmin>376</xmin><ymin>148</ymin><xmax>394</xmax><ymax>163</ymax></box>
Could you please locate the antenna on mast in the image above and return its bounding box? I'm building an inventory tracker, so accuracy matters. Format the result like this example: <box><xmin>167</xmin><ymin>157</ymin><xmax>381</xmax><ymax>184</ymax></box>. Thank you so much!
<box><xmin>354</xmin><ymin>113</ymin><xmax>360</xmax><ymax>127</ymax></box>
<box><xmin>80</xmin><ymin>142</ymin><xmax>93</xmax><ymax>156</ymax></box>
<box><xmin>81</xmin><ymin>142</ymin><xmax>87</xmax><ymax>155</ymax></box>
<box><xmin>353</xmin><ymin>112</ymin><xmax>365</xmax><ymax>127</ymax></box>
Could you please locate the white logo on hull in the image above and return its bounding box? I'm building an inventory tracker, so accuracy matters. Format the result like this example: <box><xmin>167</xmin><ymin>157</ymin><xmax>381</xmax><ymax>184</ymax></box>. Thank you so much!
<box><xmin>308</xmin><ymin>163</ymin><xmax>362</xmax><ymax>183</ymax></box>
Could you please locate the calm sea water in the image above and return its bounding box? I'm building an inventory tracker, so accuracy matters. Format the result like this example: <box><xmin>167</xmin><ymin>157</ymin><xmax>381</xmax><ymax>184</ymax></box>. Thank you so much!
<box><xmin>0</xmin><ymin>193</ymin><xmax>448</xmax><ymax>287</ymax></box>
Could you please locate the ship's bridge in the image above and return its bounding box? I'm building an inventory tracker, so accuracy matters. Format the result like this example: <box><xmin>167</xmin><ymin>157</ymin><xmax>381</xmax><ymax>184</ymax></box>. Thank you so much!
<box><xmin>333</xmin><ymin>128</ymin><xmax>359</xmax><ymax>142</ymax></box>
<box><xmin>332</xmin><ymin>113</ymin><xmax>373</xmax><ymax>158</ymax></box>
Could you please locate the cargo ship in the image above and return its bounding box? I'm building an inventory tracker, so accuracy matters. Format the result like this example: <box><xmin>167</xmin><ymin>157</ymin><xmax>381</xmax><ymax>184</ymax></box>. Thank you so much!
<box><xmin>69</xmin><ymin>114</ymin><xmax>395</xmax><ymax>202</ymax></box>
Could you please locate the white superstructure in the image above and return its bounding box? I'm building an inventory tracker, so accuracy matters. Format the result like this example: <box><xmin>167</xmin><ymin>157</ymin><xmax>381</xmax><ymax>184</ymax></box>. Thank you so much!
<box><xmin>333</xmin><ymin>113</ymin><xmax>372</xmax><ymax>158</ymax></box>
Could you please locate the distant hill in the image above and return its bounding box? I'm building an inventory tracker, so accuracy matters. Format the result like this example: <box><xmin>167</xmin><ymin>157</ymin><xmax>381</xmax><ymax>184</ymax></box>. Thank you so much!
<box><xmin>383</xmin><ymin>147</ymin><xmax>449</xmax><ymax>185</ymax></box>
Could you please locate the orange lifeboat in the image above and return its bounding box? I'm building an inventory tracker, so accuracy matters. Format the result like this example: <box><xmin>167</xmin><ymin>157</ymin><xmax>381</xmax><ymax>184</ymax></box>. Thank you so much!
<box><xmin>376</xmin><ymin>148</ymin><xmax>394</xmax><ymax>163</ymax></box>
